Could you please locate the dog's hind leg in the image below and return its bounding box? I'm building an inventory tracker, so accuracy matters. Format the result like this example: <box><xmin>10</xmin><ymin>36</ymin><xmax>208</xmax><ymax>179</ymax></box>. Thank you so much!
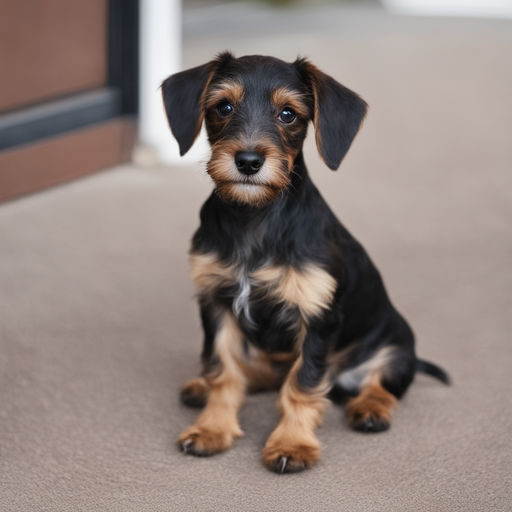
<box><xmin>345</xmin><ymin>373</ymin><xmax>398</xmax><ymax>432</ymax></box>
<box><xmin>180</xmin><ymin>347</ymin><xmax>288</xmax><ymax>408</ymax></box>
<box><xmin>180</xmin><ymin>377</ymin><xmax>210</xmax><ymax>408</ymax></box>
<box><xmin>342</xmin><ymin>343</ymin><xmax>416</xmax><ymax>432</ymax></box>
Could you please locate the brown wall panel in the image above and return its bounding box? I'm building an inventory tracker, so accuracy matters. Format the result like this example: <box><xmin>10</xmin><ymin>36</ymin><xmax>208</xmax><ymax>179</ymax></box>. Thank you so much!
<box><xmin>0</xmin><ymin>0</ymin><xmax>108</xmax><ymax>112</ymax></box>
<box><xmin>0</xmin><ymin>118</ymin><xmax>135</xmax><ymax>202</ymax></box>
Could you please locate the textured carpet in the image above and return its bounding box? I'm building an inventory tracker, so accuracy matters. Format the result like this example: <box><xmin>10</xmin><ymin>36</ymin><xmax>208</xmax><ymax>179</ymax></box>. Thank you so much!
<box><xmin>1</xmin><ymin>3</ymin><xmax>511</xmax><ymax>511</ymax></box>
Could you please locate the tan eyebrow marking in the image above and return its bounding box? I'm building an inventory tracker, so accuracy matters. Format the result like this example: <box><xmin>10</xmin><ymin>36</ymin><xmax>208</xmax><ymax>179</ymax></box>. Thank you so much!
<box><xmin>204</xmin><ymin>81</ymin><xmax>245</xmax><ymax>109</ymax></box>
<box><xmin>271</xmin><ymin>87</ymin><xmax>310</xmax><ymax>118</ymax></box>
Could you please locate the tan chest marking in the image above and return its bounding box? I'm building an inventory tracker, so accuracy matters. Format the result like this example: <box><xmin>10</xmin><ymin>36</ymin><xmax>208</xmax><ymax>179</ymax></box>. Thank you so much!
<box><xmin>252</xmin><ymin>264</ymin><xmax>336</xmax><ymax>321</ymax></box>
<box><xmin>190</xmin><ymin>253</ymin><xmax>336</xmax><ymax>321</ymax></box>
<box><xmin>189</xmin><ymin>252</ymin><xmax>237</xmax><ymax>294</ymax></box>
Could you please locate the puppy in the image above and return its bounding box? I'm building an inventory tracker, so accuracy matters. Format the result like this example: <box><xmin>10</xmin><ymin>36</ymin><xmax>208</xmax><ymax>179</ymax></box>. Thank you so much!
<box><xmin>162</xmin><ymin>52</ymin><xmax>449</xmax><ymax>473</ymax></box>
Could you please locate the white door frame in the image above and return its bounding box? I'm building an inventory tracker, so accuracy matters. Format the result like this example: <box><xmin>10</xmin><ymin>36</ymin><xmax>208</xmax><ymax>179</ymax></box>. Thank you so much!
<box><xmin>137</xmin><ymin>0</ymin><xmax>208</xmax><ymax>165</ymax></box>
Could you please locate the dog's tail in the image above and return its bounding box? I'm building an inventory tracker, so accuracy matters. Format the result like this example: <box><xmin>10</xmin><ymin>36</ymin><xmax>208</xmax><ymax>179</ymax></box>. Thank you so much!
<box><xmin>416</xmin><ymin>358</ymin><xmax>451</xmax><ymax>385</ymax></box>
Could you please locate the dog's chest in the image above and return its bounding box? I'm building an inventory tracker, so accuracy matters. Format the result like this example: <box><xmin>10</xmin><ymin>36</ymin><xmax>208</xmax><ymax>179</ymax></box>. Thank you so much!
<box><xmin>190</xmin><ymin>251</ymin><xmax>336</xmax><ymax>351</ymax></box>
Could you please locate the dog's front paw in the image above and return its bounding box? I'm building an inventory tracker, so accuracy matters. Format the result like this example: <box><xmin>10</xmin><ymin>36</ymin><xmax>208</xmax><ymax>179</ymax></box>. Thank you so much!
<box><xmin>262</xmin><ymin>434</ymin><xmax>321</xmax><ymax>473</ymax></box>
<box><xmin>178</xmin><ymin>424</ymin><xmax>241</xmax><ymax>456</ymax></box>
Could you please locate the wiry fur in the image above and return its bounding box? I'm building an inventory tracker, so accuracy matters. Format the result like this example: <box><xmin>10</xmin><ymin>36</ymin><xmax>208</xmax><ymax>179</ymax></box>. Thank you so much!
<box><xmin>162</xmin><ymin>52</ymin><xmax>450</xmax><ymax>474</ymax></box>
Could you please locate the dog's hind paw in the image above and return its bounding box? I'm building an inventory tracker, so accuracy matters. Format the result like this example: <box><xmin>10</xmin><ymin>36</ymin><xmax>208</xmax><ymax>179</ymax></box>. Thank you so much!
<box><xmin>180</xmin><ymin>378</ymin><xmax>209</xmax><ymax>408</ymax></box>
<box><xmin>346</xmin><ymin>384</ymin><xmax>396</xmax><ymax>433</ymax></box>
<box><xmin>350</xmin><ymin>414</ymin><xmax>390</xmax><ymax>433</ymax></box>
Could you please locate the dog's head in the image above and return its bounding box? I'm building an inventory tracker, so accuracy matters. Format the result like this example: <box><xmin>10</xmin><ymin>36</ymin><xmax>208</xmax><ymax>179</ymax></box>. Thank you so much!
<box><xmin>162</xmin><ymin>52</ymin><xmax>367</xmax><ymax>207</ymax></box>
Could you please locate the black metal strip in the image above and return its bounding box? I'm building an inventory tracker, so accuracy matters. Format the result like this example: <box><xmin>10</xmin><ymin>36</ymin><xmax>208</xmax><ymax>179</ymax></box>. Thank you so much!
<box><xmin>0</xmin><ymin>89</ymin><xmax>122</xmax><ymax>151</ymax></box>
<box><xmin>108</xmin><ymin>0</ymin><xmax>139</xmax><ymax>115</ymax></box>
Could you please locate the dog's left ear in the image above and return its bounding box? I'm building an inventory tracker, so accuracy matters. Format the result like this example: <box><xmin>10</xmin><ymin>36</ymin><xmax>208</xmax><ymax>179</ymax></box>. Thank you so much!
<box><xmin>161</xmin><ymin>62</ymin><xmax>212</xmax><ymax>156</ymax></box>
<box><xmin>295</xmin><ymin>59</ymin><xmax>368</xmax><ymax>170</ymax></box>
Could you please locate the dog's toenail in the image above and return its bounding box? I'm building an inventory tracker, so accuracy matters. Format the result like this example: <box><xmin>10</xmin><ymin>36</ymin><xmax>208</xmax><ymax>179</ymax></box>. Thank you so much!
<box><xmin>181</xmin><ymin>440</ymin><xmax>193</xmax><ymax>453</ymax></box>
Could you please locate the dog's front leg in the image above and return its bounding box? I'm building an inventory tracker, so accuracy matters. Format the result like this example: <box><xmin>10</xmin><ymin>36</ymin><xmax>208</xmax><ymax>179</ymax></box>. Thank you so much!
<box><xmin>178</xmin><ymin>313</ymin><xmax>247</xmax><ymax>456</ymax></box>
<box><xmin>263</xmin><ymin>330</ymin><xmax>330</xmax><ymax>473</ymax></box>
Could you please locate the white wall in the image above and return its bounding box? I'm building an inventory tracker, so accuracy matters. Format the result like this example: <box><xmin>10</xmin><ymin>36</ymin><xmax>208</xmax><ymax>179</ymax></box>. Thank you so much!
<box><xmin>382</xmin><ymin>0</ymin><xmax>512</xmax><ymax>18</ymax></box>
<box><xmin>137</xmin><ymin>0</ymin><xmax>208</xmax><ymax>166</ymax></box>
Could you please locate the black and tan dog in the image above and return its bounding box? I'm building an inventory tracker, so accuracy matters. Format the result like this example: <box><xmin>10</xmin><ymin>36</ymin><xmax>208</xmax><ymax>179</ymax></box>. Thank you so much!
<box><xmin>162</xmin><ymin>53</ymin><xmax>449</xmax><ymax>473</ymax></box>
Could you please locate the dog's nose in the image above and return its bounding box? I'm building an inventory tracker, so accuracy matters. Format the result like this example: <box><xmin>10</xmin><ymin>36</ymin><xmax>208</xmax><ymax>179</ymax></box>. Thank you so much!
<box><xmin>235</xmin><ymin>151</ymin><xmax>265</xmax><ymax>175</ymax></box>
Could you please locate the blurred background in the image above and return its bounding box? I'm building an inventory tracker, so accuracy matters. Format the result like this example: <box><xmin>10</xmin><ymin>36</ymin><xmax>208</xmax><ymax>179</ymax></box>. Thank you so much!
<box><xmin>1</xmin><ymin>0</ymin><xmax>511</xmax><ymax>198</ymax></box>
<box><xmin>0</xmin><ymin>1</ymin><xmax>511</xmax><ymax>511</ymax></box>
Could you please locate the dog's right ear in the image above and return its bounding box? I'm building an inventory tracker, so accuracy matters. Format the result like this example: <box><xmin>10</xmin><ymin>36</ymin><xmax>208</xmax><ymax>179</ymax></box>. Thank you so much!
<box><xmin>161</xmin><ymin>63</ymin><xmax>212</xmax><ymax>156</ymax></box>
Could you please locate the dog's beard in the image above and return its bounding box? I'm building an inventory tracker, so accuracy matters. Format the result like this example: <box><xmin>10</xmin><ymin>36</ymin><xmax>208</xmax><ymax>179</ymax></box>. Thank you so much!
<box><xmin>207</xmin><ymin>148</ymin><xmax>292</xmax><ymax>207</ymax></box>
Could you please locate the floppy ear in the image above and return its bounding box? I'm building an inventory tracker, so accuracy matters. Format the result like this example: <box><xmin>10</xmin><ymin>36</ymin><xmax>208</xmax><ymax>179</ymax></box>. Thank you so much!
<box><xmin>296</xmin><ymin>60</ymin><xmax>368</xmax><ymax>170</ymax></box>
<box><xmin>161</xmin><ymin>62</ymin><xmax>212</xmax><ymax>156</ymax></box>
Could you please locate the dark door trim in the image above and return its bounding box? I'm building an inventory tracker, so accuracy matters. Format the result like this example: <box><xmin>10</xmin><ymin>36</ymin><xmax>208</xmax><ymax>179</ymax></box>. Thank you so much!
<box><xmin>108</xmin><ymin>0</ymin><xmax>139</xmax><ymax>116</ymax></box>
<box><xmin>0</xmin><ymin>90</ymin><xmax>121</xmax><ymax>151</ymax></box>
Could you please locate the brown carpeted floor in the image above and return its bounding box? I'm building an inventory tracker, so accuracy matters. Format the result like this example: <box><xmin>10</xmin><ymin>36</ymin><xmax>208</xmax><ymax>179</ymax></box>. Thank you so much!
<box><xmin>1</xmin><ymin>3</ymin><xmax>511</xmax><ymax>511</ymax></box>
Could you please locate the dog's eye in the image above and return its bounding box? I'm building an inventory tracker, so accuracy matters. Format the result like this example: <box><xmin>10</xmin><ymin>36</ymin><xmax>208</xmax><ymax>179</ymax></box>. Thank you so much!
<box><xmin>216</xmin><ymin>101</ymin><xmax>234</xmax><ymax>118</ymax></box>
<box><xmin>278</xmin><ymin>108</ymin><xmax>297</xmax><ymax>124</ymax></box>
